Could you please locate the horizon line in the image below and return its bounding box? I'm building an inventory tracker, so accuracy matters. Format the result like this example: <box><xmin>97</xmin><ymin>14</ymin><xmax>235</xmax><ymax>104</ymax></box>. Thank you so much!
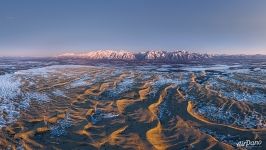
<box><xmin>0</xmin><ymin>49</ymin><xmax>266</xmax><ymax>58</ymax></box>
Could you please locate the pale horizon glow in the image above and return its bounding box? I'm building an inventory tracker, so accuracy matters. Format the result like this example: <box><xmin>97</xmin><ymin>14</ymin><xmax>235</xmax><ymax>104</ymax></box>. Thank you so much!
<box><xmin>1</xmin><ymin>49</ymin><xmax>265</xmax><ymax>57</ymax></box>
<box><xmin>0</xmin><ymin>0</ymin><xmax>266</xmax><ymax>56</ymax></box>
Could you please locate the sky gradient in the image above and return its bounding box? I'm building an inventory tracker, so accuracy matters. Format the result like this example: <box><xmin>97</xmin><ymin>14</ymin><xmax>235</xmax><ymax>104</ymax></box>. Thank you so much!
<box><xmin>0</xmin><ymin>0</ymin><xmax>266</xmax><ymax>56</ymax></box>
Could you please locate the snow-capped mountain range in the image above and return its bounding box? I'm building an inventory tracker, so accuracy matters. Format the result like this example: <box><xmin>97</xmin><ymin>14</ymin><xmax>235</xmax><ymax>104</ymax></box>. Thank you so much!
<box><xmin>58</xmin><ymin>50</ymin><xmax>211</xmax><ymax>63</ymax></box>
<box><xmin>59</xmin><ymin>50</ymin><xmax>136</xmax><ymax>60</ymax></box>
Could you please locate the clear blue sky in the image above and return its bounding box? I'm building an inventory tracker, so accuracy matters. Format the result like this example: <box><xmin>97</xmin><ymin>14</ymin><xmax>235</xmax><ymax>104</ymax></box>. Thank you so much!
<box><xmin>0</xmin><ymin>0</ymin><xmax>266</xmax><ymax>56</ymax></box>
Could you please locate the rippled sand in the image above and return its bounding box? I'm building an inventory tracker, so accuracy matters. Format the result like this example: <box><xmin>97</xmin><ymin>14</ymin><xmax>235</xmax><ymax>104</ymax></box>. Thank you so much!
<box><xmin>0</xmin><ymin>64</ymin><xmax>265</xmax><ymax>149</ymax></box>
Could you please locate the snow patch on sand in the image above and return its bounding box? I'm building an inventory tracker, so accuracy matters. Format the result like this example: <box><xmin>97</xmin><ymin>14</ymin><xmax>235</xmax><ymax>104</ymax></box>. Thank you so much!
<box><xmin>50</xmin><ymin>113</ymin><xmax>72</xmax><ymax>137</ymax></box>
<box><xmin>104</xmin><ymin>77</ymin><xmax>134</xmax><ymax>97</ymax></box>
<box><xmin>0</xmin><ymin>74</ymin><xmax>21</xmax><ymax>100</ymax></box>
<box><xmin>0</xmin><ymin>74</ymin><xmax>21</xmax><ymax>127</ymax></box>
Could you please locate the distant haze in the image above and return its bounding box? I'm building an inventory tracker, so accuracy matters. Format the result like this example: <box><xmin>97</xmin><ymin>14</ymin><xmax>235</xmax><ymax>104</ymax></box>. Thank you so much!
<box><xmin>0</xmin><ymin>0</ymin><xmax>266</xmax><ymax>56</ymax></box>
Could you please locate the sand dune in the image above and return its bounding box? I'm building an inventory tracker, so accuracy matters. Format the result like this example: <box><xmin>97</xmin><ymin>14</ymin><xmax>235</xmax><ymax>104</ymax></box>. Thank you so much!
<box><xmin>0</xmin><ymin>64</ymin><xmax>265</xmax><ymax>149</ymax></box>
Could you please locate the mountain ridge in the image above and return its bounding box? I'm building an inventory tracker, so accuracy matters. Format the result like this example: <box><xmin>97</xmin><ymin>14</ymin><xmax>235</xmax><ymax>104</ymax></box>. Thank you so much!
<box><xmin>57</xmin><ymin>50</ymin><xmax>212</xmax><ymax>63</ymax></box>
